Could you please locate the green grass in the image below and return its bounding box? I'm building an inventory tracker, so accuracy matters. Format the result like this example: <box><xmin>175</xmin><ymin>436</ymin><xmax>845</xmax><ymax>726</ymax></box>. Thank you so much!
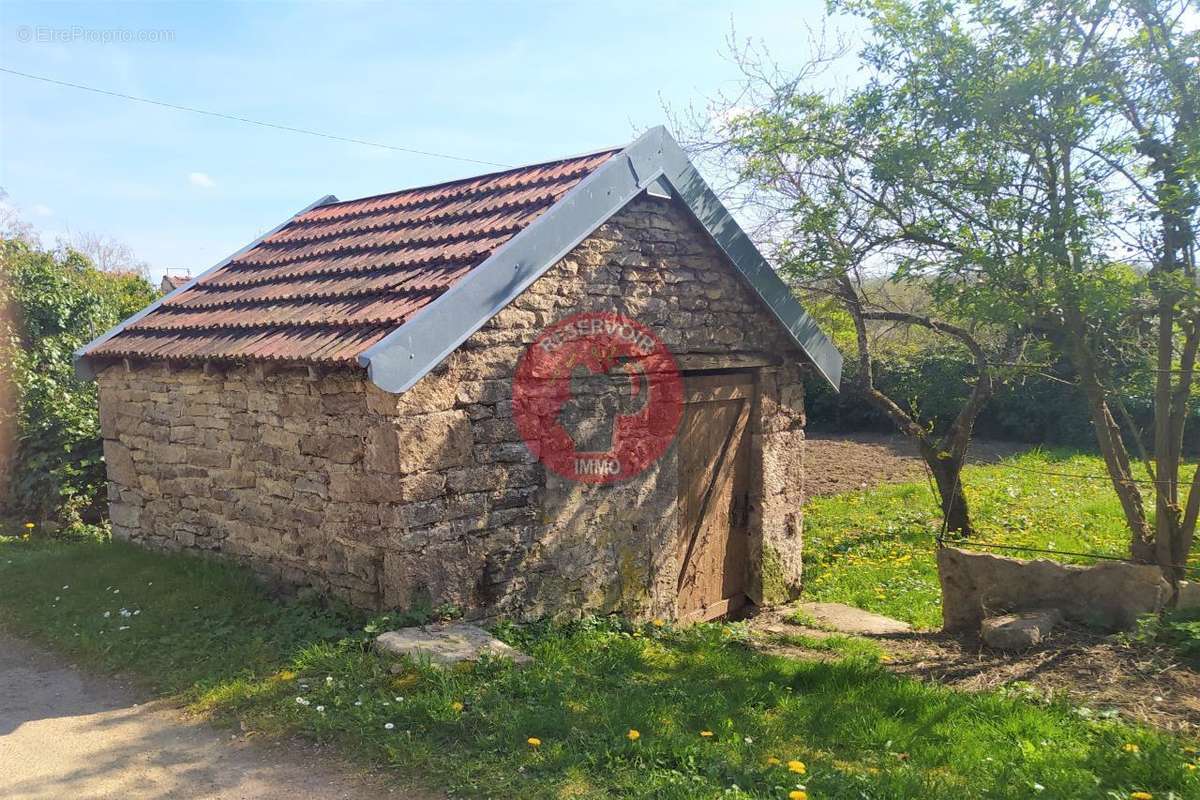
<box><xmin>2</xmin><ymin>538</ymin><xmax>1198</xmax><ymax>799</ymax></box>
<box><xmin>1135</xmin><ymin>606</ymin><xmax>1200</xmax><ymax>666</ymax></box>
<box><xmin>803</xmin><ymin>448</ymin><xmax>1200</xmax><ymax>630</ymax></box>
<box><xmin>767</xmin><ymin>630</ymin><xmax>888</xmax><ymax>662</ymax></box>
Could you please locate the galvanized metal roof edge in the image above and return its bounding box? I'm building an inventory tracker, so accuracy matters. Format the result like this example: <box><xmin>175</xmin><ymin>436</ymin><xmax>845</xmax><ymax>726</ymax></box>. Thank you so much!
<box><xmin>360</xmin><ymin>126</ymin><xmax>842</xmax><ymax>393</ymax></box>
<box><xmin>654</xmin><ymin>132</ymin><xmax>844</xmax><ymax>390</ymax></box>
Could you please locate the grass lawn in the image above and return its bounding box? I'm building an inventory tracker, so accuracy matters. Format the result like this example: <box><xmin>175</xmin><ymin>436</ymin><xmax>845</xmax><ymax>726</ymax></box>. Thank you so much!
<box><xmin>803</xmin><ymin>448</ymin><xmax>1200</xmax><ymax>631</ymax></box>
<box><xmin>1</xmin><ymin>538</ymin><xmax>1198</xmax><ymax>799</ymax></box>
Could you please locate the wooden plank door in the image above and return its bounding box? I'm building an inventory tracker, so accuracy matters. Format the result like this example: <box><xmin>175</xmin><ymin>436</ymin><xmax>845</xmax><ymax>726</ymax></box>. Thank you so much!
<box><xmin>676</xmin><ymin>373</ymin><xmax>753</xmax><ymax>622</ymax></box>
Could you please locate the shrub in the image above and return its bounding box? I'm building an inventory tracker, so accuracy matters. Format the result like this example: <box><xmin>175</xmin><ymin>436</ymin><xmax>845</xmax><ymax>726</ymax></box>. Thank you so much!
<box><xmin>0</xmin><ymin>238</ymin><xmax>157</xmax><ymax>528</ymax></box>
<box><xmin>807</xmin><ymin>349</ymin><xmax>1186</xmax><ymax>451</ymax></box>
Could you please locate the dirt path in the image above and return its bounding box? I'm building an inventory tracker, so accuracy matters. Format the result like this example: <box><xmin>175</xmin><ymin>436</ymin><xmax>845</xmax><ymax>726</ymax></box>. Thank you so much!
<box><xmin>0</xmin><ymin>631</ymin><xmax>430</xmax><ymax>800</ymax></box>
<box><xmin>805</xmin><ymin>432</ymin><xmax>1032</xmax><ymax>497</ymax></box>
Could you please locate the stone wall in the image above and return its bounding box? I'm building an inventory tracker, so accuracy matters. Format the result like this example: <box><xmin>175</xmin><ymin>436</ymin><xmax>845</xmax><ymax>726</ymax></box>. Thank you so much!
<box><xmin>938</xmin><ymin>546</ymin><xmax>1172</xmax><ymax>632</ymax></box>
<box><xmin>98</xmin><ymin>195</ymin><xmax>809</xmax><ymax>619</ymax></box>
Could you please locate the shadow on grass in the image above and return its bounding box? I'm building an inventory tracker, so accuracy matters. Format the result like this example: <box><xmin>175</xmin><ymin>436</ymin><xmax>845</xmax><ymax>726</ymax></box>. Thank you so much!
<box><xmin>2</xmin><ymin>539</ymin><xmax>1196</xmax><ymax>800</ymax></box>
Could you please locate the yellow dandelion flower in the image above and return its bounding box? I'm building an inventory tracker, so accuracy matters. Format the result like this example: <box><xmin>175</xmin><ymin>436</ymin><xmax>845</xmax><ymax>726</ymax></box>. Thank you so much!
<box><xmin>1130</xmin><ymin>792</ymin><xmax>1152</xmax><ymax>800</ymax></box>
<box><xmin>789</xmin><ymin>792</ymin><xmax>808</xmax><ymax>800</ymax></box>
<box><xmin>627</xmin><ymin>729</ymin><xmax>640</xmax><ymax>741</ymax></box>
<box><xmin>527</xmin><ymin>737</ymin><xmax>541</xmax><ymax>747</ymax></box>
<box><xmin>652</xmin><ymin>618</ymin><xmax>665</xmax><ymax>627</ymax></box>
<box><xmin>788</xmin><ymin>759</ymin><xmax>807</xmax><ymax>774</ymax></box>
<box><xmin>766</xmin><ymin>756</ymin><xmax>781</xmax><ymax>766</ymax></box>
<box><xmin>699</xmin><ymin>730</ymin><xmax>714</xmax><ymax>738</ymax></box>
<box><xmin>1122</xmin><ymin>743</ymin><xmax>1141</xmax><ymax>754</ymax></box>
<box><xmin>23</xmin><ymin>522</ymin><xmax>35</xmax><ymax>529</ymax></box>
<box><xmin>451</xmin><ymin>701</ymin><xmax>464</xmax><ymax>712</ymax></box>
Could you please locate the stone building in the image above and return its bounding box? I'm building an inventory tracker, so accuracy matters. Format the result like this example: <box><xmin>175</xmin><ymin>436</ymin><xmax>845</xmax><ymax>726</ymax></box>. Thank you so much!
<box><xmin>76</xmin><ymin>128</ymin><xmax>842</xmax><ymax>622</ymax></box>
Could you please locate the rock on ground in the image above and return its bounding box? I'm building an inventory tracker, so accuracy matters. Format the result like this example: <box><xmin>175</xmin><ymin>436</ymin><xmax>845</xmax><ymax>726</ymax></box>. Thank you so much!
<box><xmin>981</xmin><ymin>609</ymin><xmax>1063</xmax><ymax>651</ymax></box>
<box><xmin>1178</xmin><ymin>581</ymin><xmax>1200</xmax><ymax>611</ymax></box>
<box><xmin>794</xmin><ymin>602</ymin><xmax>911</xmax><ymax>636</ymax></box>
<box><xmin>376</xmin><ymin>623</ymin><xmax>531</xmax><ymax>666</ymax></box>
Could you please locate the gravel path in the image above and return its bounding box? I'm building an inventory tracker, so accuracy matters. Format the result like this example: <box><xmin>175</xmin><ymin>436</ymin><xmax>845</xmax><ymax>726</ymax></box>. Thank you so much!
<box><xmin>0</xmin><ymin>631</ymin><xmax>430</xmax><ymax>800</ymax></box>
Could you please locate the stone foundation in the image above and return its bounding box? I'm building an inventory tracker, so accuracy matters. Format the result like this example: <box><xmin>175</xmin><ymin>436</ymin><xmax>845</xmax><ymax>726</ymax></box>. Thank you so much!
<box><xmin>98</xmin><ymin>196</ymin><xmax>810</xmax><ymax>620</ymax></box>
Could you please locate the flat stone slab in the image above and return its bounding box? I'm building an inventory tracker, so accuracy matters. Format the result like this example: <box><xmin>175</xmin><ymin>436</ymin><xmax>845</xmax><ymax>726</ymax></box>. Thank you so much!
<box><xmin>375</xmin><ymin>622</ymin><xmax>532</xmax><ymax>667</ymax></box>
<box><xmin>1178</xmin><ymin>580</ymin><xmax>1200</xmax><ymax>611</ymax></box>
<box><xmin>794</xmin><ymin>602</ymin><xmax>911</xmax><ymax>636</ymax></box>
<box><xmin>981</xmin><ymin>608</ymin><xmax>1063</xmax><ymax>651</ymax></box>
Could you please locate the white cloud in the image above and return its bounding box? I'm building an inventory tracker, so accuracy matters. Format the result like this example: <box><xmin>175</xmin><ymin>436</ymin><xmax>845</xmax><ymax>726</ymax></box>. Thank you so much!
<box><xmin>188</xmin><ymin>172</ymin><xmax>216</xmax><ymax>189</ymax></box>
<box><xmin>32</xmin><ymin>204</ymin><xmax>53</xmax><ymax>217</ymax></box>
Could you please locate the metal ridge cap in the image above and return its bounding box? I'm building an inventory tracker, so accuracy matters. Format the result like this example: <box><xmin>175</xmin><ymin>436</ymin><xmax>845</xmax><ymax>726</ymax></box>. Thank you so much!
<box><xmin>652</xmin><ymin>134</ymin><xmax>844</xmax><ymax>390</ymax></box>
<box><xmin>359</xmin><ymin>124</ymin><xmax>842</xmax><ymax>394</ymax></box>
<box><xmin>357</xmin><ymin>127</ymin><xmax>670</xmax><ymax>393</ymax></box>
<box><xmin>308</xmin><ymin>146</ymin><xmax>622</xmax><ymax>217</ymax></box>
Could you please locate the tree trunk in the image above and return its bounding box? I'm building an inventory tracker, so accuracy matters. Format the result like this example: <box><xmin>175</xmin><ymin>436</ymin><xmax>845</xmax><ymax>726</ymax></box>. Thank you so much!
<box><xmin>920</xmin><ymin>444</ymin><xmax>972</xmax><ymax>537</ymax></box>
<box><xmin>1061</xmin><ymin>313</ymin><xmax>1154</xmax><ymax>560</ymax></box>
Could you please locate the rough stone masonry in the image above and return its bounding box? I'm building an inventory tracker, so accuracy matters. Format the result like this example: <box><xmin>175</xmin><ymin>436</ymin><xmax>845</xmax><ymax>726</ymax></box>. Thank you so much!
<box><xmin>98</xmin><ymin>197</ymin><xmax>809</xmax><ymax>620</ymax></box>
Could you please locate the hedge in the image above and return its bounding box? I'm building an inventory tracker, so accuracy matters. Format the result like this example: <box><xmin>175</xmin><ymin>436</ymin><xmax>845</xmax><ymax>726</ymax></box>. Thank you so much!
<box><xmin>806</xmin><ymin>349</ymin><xmax>1192</xmax><ymax>452</ymax></box>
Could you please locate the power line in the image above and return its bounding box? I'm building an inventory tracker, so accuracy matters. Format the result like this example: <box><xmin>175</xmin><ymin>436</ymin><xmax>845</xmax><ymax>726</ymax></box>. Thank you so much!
<box><xmin>0</xmin><ymin>66</ymin><xmax>514</xmax><ymax>169</ymax></box>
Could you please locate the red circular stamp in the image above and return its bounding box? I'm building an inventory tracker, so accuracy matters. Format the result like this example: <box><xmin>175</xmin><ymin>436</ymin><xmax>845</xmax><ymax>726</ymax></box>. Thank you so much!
<box><xmin>512</xmin><ymin>311</ymin><xmax>683</xmax><ymax>484</ymax></box>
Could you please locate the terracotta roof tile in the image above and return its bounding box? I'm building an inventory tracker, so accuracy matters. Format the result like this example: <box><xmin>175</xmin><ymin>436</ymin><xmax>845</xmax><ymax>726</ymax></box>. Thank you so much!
<box><xmin>88</xmin><ymin>149</ymin><xmax>618</xmax><ymax>366</ymax></box>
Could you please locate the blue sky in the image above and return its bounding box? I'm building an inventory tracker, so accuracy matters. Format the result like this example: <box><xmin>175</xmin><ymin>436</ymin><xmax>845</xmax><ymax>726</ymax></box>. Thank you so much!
<box><xmin>0</xmin><ymin>1</ymin><xmax>855</xmax><ymax>282</ymax></box>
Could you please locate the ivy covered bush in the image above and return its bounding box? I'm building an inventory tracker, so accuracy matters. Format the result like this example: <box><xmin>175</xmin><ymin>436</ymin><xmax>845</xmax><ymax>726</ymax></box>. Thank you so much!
<box><xmin>1</xmin><ymin>237</ymin><xmax>157</xmax><ymax>530</ymax></box>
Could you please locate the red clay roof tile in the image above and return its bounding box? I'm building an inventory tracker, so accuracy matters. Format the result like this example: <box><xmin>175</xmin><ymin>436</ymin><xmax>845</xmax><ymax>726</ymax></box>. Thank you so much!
<box><xmin>88</xmin><ymin>149</ymin><xmax>618</xmax><ymax>366</ymax></box>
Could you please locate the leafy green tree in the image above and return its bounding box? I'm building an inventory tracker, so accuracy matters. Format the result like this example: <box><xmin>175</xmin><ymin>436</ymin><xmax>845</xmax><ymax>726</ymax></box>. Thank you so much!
<box><xmin>1098</xmin><ymin>0</ymin><xmax>1200</xmax><ymax>581</ymax></box>
<box><xmin>0</xmin><ymin>237</ymin><xmax>157</xmax><ymax>528</ymax></box>
<box><xmin>683</xmin><ymin>27</ymin><xmax>1029</xmax><ymax>537</ymax></box>
<box><xmin>688</xmin><ymin>0</ymin><xmax>1199</xmax><ymax>582</ymax></box>
<box><xmin>829</xmin><ymin>0</ymin><xmax>1199</xmax><ymax>584</ymax></box>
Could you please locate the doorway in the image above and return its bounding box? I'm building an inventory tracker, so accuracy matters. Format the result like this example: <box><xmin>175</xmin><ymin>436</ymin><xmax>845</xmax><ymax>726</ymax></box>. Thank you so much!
<box><xmin>675</xmin><ymin>371</ymin><xmax>754</xmax><ymax>622</ymax></box>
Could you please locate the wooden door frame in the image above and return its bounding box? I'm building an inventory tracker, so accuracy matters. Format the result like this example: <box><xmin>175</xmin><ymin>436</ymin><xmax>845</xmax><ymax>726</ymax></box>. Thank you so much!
<box><xmin>674</xmin><ymin>369</ymin><xmax>757</xmax><ymax>622</ymax></box>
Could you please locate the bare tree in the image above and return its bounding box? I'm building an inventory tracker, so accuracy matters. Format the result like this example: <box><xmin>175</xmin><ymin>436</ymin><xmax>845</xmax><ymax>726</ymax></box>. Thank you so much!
<box><xmin>0</xmin><ymin>190</ymin><xmax>40</xmax><ymax>246</ymax></box>
<box><xmin>61</xmin><ymin>230</ymin><xmax>149</xmax><ymax>276</ymax></box>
